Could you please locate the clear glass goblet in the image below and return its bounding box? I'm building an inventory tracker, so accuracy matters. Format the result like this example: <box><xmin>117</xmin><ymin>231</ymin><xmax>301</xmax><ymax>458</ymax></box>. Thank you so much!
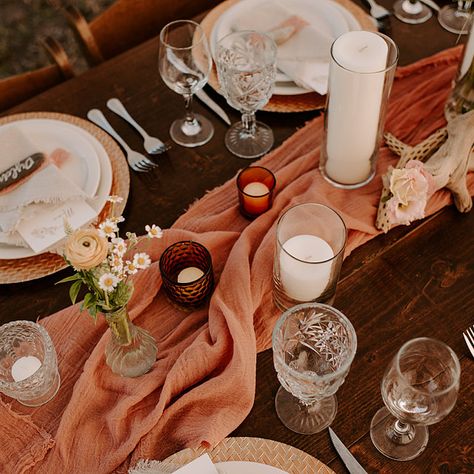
<box><xmin>393</xmin><ymin>0</ymin><xmax>432</xmax><ymax>24</ymax></box>
<box><xmin>159</xmin><ymin>20</ymin><xmax>214</xmax><ymax>147</ymax></box>
<box><xmin>370</xmin><ymin>338</ymin><xmax>460</xmax><ymax>461</ymax></box>
<box><xmin>438</xmin><ymin>1</ymin><xmax>473</xmax><ymax>34</ymax></box>
<box><xmin>272</xmin><ymin>303</ymin><xmax>357</xmax><ymax>434</ymax></box>
<box><xmin>216</xmin><ymin>31</ymin><xmax>277</xmax><ymax>159</ymax></box>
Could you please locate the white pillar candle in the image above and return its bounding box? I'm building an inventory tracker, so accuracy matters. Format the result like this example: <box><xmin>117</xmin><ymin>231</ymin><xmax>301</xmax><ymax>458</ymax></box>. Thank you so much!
<box><xmin>243</xmin><ymin>182</ymin><xmax>269</xmax><ymax>196</ymax></box>
<box><xmin>11</xmin><ymin>355</ymin><xmax>42</xmax><ymax>382</ymax></box>
<box><xmin>325</xmin><ymin>31</ymin><xmax>388</xmax><ymax>185</ymax></box>
<box><xmin>177</xmin><ymin>266</ymin><xmax>204</xmax><ymax>283</ymax></box>
<box><xmin>280</xmin><ymin>234</ymin><xmax>334</xmax><ymax>301</ymax></box>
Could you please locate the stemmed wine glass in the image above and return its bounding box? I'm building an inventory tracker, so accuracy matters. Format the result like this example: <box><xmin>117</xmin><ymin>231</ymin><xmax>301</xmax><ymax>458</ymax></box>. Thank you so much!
<box><xmin>439</xmin><ymin>1</ymin><xmax>473</xmax><ymax>34</ymax></box>
<box><xmin>370</xmin><ymin>338</ymin><xmax>460</xmax><ymax>461</ymax></box>
<box><xmin>216</xmin><ymin>31</ymin><xmax>277</xmax><ymax>159</ymax></box>
<box><xmin>272</xmin><ymin>303</ymin><xmax>357</xmax><ymax>434</ymax></box>
<box><xmin>393</xmin><ymin>0</ymin><xmax>432</xmax><ymax>24</ymax></box>
<box><xmin>159</xmin><ymin>20</ymin><xmax>214</xmax><ymax>147</ymax></box>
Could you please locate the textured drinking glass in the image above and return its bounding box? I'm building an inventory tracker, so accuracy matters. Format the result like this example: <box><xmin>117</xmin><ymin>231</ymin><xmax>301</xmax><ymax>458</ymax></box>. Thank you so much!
<box><xmin>159</xmin><ymin>240</ymin><xmax>214</xmax><ymax>310</ymax></box>
<box><xmin>159</xmin><ymin>20</ymin><xmax>214</xmax><ymax>147</ymax></box>
<box><xmin>370</xmin><ymin>338</ymin><xmax>460</xmax><ymax>461</ymax></box>
<box><xmin>393</xmin><ymin>0</ymin><xmax>432</xmax><ymax>24</ymax></box>
<box><xmin>273</xmin><ymin>203</ymin><xmax>347</xmax><ymax>311</ymax></box>
<box><xmin>272</xmin><ymin>303</ymin><xmax>357</xmax><ymax>434</ymax></box>
<box><xmin>216</xmin><ymin>31</ymin><xmax>277</xmax><ymax>159</ymax></box>
<box><xmin>0</xmin><ymin>321</ymin><xmax>60</xmax><ymax>407</ymax></box>
<box><xmin>438</xmin><ymin>1</ymin><xmax>473</xmax><ymax>34</ymax></box>
<box><xmin>237</xmin><ymin>166</ymin><xmax>276</xmax><ymax>219</ymax></box>
<box><xmin>320</xmin><ymin>32</ymin><xmax>398</xmax><ymax>189</ymax></box>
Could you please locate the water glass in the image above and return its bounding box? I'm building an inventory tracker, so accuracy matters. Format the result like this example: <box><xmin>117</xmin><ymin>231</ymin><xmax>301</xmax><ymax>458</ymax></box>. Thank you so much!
<box><xmin>272</xmin><ymin>303</ymin><xmax>357</xmax><ymax>434</ymax></box>
<box><xmin>216</xmin><ymin>31</ymin><xmax>277</xmax><ymax>159</ymax></box>
<box><xmin>0</xmin><ymin>321</ymin><xmax>60</xmax><ymax>407</ymax></box>
<box><xmin>370</xmin><ymin>338</ymin><xmax>460</xmax><ymax>461</ymax></box>
<box><xmin>273</xmin><ymin>203</ymin><xmax>347</xmax><ymax>311</ymax></box>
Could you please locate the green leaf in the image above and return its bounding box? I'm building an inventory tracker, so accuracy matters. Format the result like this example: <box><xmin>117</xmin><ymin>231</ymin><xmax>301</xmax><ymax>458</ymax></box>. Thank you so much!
<box><xmin>83</xmin><ymin>292</ymin><xmax>96</xmax><ymax>309</ymax></box>
<box><xmin>69</xmin><ymin>280</ymin><xmax>82</xmax><ymax>305</ymax></box>
<box><xmin>88</xmin><ymin>305</ymin><xmax>98</xmax><ymax>322</ymax></box>
<box><xmin>56</xmin><ymin>273</ymin><xmax>81</xmax><ymax>285</ymax></box>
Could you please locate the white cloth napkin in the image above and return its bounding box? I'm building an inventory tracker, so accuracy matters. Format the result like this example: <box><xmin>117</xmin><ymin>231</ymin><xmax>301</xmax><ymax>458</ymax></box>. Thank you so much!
<box><xmin>230</xmin><ymin>0</ymin><xmax>335</xmax><ymax>94</ymax></box>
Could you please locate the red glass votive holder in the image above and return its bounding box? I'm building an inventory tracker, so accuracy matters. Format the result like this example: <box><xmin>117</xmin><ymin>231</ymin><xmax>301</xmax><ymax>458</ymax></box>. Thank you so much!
<box><xmin>237</xmin><ymin>166</ymin><xmax>276</xmax><ymax>219</ymax></box>
<box><xmin>159</xmin><ymin>241</ymin><xmax>214</xmax><ymax>310</ymax></box>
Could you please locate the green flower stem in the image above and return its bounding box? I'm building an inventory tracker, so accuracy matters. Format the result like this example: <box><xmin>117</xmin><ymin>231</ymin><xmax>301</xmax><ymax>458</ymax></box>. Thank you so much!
<box><xmin>104</xmin><ymin>306</ymin><xmax>132</xmax><ymax>346</ymax></box>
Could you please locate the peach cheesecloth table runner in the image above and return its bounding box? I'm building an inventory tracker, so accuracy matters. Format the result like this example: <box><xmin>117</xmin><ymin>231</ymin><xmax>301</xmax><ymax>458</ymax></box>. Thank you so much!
<box><xmin>2</xmin><ymin>46</ymin><xmax>473</xmax><ymax>474</ymax></box>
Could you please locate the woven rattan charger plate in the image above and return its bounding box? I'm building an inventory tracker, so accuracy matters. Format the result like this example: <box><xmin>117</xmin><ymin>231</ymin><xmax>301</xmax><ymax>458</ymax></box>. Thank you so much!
<box><xmin>201</xmin><ymin>0</ymin><xmax>377</xmax><ymax>113</ymax></box>
<box><xmin>0</xmin><ymin>112</ymin><xmax>129</xmax><ymax>284</ymax></box>
<box><xmin>160</xmin><ymin>437</ymin><xmax>335</xmax><ymax>473</ymax></box>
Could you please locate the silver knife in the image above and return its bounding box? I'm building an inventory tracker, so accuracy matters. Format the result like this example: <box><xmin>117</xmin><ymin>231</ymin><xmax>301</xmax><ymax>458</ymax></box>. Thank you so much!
<box><xmin>195</xmin><ymin>89</ymin><xmax>231</xmax><ymax>126</ymax></box>
<box><xmin>329</xmin><ymin>427</ymin><xmax>368</xmax><ymax>474</ymax></box>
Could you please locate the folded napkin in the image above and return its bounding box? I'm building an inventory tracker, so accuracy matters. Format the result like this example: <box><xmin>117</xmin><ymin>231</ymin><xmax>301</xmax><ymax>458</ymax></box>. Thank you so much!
<box><xmin>231</xmin><ymin>0</ymin><xmax>335</xmax><ymax>94</ymax></box>
<box><xmin>0</xmin><ymin>47</ymin><xmax>469</xmax><ymax>474</ymax></box>
<box><xmin>129</xmin><ymin>454</ymin><xmax>218</xmax><ymax>474</ymax></box>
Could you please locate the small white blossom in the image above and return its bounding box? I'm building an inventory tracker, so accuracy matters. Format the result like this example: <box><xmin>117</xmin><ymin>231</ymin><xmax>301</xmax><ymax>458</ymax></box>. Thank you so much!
<box><xmin>124</xmin><ymin>260</ymin><xmax>138</xmax><ymax>275</ymax></box>
<box><xmin>98</xmin><ymin>219</ymin><xmax>119</xmax><ymax>238</ymax></box>
<box><xmin>109</xmin><ymin>253</ymin><xmax>124</xmax><ymax>274</ymax></box>
<box><xmin>111</xmin><ymin>237</ymin><xmax>127</xmax><ymax>256</ymax></box>
<box><xmin>145</xmin><ymin>224</ymin><xmax>163</xmax><ymax>239</ymax></box>
<box><xmin>133</xmin><ymin>252</ymin><xmax>151</xmax><ymax>269</ymax></box>
<box><xmin>98</xmin><ymin>273</ymin><xmax>120</xmax><ymax>292</ymax></box>
<box><xmin>110</xmin><ymin>216</ymin><xmax>125</xmax><ymax>224</ymax></box>
<box><xmin>107</xmin><ymin>195</ymin><xmax>124</xmax><ymax>203</ymax></box>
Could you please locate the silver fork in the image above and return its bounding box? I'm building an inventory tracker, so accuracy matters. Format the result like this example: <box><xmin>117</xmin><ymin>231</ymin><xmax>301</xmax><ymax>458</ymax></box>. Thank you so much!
<box><xmin>106</xmin><ymin>98</ymin><xmax>168</xmax><ymax>155</ymax></box>
<box><xmin>366</xmin><ymin>0</ymin><xmax>391</xmax><ymax>20</ymax></box>
<box><xmin>87</xmin><ymin>109</ymin><xmax>158</xmax><ymax>172</ymax></box>
<box><xmin>463</xmin><ymin>325</ymin><xmax>474</xmax><ymax>358</ymax></box>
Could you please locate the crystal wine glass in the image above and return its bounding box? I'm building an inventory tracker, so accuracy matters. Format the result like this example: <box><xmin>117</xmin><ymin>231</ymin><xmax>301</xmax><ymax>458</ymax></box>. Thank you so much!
<box><xmin>370</xmin><ymin>338</ymin><xmax>460</xmax><ymax>461</ymax></box>
<box><xmin>216</xmin><ymin>31</ymin><xmax>277</xmax><ymax>159</ymax></box>
<box><xmin>438</xmin><ymin>1</ymin><xmax>473</xmax><ymax>34</ymax></box>
<box><xmin>159</xmin><ymin>20</ymin><xmax>214</xmax><ymax>147</ymax></box>
<box><xmin>272</xmin><ymin>303</ymin><xmax>357</xmax><ymax>434</ymax></box>
<box><xmin>393</xmin><ymin>0</ymin><xmax>432</xmax><ymax>24</ymax></box>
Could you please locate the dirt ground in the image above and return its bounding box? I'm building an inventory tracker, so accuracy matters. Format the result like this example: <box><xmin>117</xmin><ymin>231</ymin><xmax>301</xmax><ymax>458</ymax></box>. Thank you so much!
<box><xmin>0</xmin><ymin>0</ymin><xmax>115</xmax><ymax>78</ymax></box>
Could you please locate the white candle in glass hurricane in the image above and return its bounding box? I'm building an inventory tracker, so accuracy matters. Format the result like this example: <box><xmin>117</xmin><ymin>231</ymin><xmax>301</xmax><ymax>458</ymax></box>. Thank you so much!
<box><xmin>177</xmin><ymin>267</ymin><xmax>204</xmax><ymax>283</ymax></box>
<box><xmin>11</xmin><ymin>355</ymin><xmax>42</xmax><ymax>382</ymax></box>
<box><xmin>279</xmin><ymin>234</ymin><xmax>334</xmax><ymax>301</ymax></box>
<box><xmin>325</xmin><ymin>31</ymin><xmax>388</xmax><ymax>185</ymax></box>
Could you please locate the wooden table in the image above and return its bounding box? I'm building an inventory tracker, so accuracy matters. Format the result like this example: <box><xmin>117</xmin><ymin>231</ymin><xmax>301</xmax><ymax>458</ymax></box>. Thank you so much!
<box><xmin>1</xmin><ymin>2</ymin><xmax>473</xmax><ymax>473</ymax></box>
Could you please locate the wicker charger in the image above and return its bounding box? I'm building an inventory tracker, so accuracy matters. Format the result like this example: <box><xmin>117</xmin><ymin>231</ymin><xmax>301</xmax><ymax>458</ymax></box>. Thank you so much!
<box><xmin>201</xmin><ymin>0</ymin><xmax>377</xmax><ymax>113</ymax></box>
<box><xmin>0</xmin><ymin>112</ymin><xmax>129</xmax><ymax>284</ymax></box>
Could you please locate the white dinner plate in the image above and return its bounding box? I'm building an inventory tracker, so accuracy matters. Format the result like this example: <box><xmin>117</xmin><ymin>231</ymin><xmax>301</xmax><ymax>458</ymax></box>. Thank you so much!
<box><xmin>216</xmin><ymin>461</ymin><xmax>288</xmax><ymax>473</ymax></box>
<box><xmin>210</xmin><ymin>0</ymin><xmax>361</xmax><ymax>95</ymax></box>
<box><xmin>0</xmin><ymin>119</ymin><xmax>112</xmax><ymax>259</ymax></box>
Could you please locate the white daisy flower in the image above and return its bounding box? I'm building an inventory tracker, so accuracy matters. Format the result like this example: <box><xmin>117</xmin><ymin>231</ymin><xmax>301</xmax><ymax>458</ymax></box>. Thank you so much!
<box><xmin>98</xmin><ymin>219</ymin><xmax>119</xmax><ymax>238</ymax></box>
<box><xmin>111</xmin><ymin>237</ymin><xmax>127</xmax><ymax>256</ymax></box>
<box><xmin>124</xmin><ymin>260</ymin><xmax>138</xmax><ymax>275</ymax></box>
<box><xmin>98</xmin><ymin>273</ymin><xmax>120</xmax><ymax>292</ymax></box>
<box><xmin>133</xmin><ymin>252</ymin><xmax>151</xmax><ymax>269</ymax></box>
<box><xmin>145</xmin><ymin>224</ymin><xmax>163</xmax><ymax>239</ymax></box>
<box><xmin>107</xmin><ymin>195</ymin><xmax>124</xmax><ymax>203</ymax></box>
<box><xmin>109</xmin><ymin>254</ymin><xmax>123</xmax><ymax>273</ymax></box>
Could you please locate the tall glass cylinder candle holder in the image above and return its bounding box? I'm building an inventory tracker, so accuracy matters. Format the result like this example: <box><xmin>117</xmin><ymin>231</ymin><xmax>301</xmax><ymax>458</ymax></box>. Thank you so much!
<box><xmin>237</xmin><ymin>166</ymin><xmax>276</xmax><ymax>219</ymax></box>
<box><xmin>273</xmin><ymin>203</ymin><xmax>347</xmax><ymax>311</ymax></box>
<box><xmin>0</xmin><ymin>321</ymin><xmax>60</xmax><ymax>407</ymax></box>
<box><xmin>320</xmin><ymin>31</ymin><xmax>399</xmax><ymax>189</ymax></box>
<box><xmin>159</xmin><ymin>241</ymin><xmax>214</xmax><ymax>310</ymax></box>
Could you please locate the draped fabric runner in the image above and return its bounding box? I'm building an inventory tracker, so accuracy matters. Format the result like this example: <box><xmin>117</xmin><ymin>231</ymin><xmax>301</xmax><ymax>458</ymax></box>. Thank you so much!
<box><xmin>1</xmin><ymin>46</ymin><xmax>472</xmax><ymax>474</ymax></box>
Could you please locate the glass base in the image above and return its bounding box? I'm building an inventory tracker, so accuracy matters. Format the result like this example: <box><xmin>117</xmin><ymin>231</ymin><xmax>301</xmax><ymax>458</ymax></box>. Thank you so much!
<box><xmin>370</xmin><ymin>407</ymin><xmax>429</xmax><ymax>461</ymax></box>
<box><xmin>438</xmin><ymin>5</ymin><xmax>472</xmax><ymax>34</ymax></box>
<box><xmin>275</xmin><ymin>386</ymin><xmax>337</xmax><ymax>434</ymax></box>
<box><xmin>225</xmin><ymin>121</ymin><xmax>274</xmax><ymax>159</ymax></box>
<box><xmin>393</xmin><ymin>0</ymin><xmax>432</xmax><ymax>24</ymax></box>
<box><xmin>17</xmin><ymin>369</ymin><xmax>60</xmax><ymax>407</ymax></box>
<box><xmin>170</xmin><ymin>113</ymin><xmax>214</xmax><ymax>147</ymax></box>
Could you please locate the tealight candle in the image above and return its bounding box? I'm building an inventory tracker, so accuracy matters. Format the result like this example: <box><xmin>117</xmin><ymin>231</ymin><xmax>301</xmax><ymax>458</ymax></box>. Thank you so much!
<box><xmin>237</xmin><ymin>166</ymin><xmax>276</xmax><ymax>218</ymax></box>
<box><xmin>280</xmin><ymin>234</ymin><xmax>334</xmax><ymax>301</ymax></box>
<box><xmin>177</xmin><ymin>266</ymin><xmax>204</xmax><ymax>283</ymax></box>
<box><xmin>11</xmin><ymin>355</ymin><xmax>42</xmax><ymax>382</ymax></box>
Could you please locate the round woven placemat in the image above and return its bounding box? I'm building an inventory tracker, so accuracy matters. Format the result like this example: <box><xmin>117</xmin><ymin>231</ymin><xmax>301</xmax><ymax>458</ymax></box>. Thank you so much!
<box><xmin>201</xmin><ymin>0</ymin><xmax>377</xmax><ymax>113</ymax></box>
<box><xmin>0</xmin><ymin>112</ymin><xmax>129</xmax><ymax>284</ymax></box>
<box><xmin>161</xmin><ymin>437</ymin><xmax>335</xmax><ymax>473</ymax></box>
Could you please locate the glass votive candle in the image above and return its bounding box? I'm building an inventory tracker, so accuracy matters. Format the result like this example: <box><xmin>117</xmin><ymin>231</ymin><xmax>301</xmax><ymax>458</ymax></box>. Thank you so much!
<box><xmin>273</xmin><ymin>203</ymin><xmax>347</xmax><ymax>311</ymax></box>
<box><xmin>159</xmin><ymin>240</ymin><xmax>214</xmax><ymax>310</ymax></box>
<box><xmin>0</xmin><ymin>321</ymin><xmax>60</xmax><ymax>407</ymax></box>
<box><xmin>237</xmin><ymin>166</ymin><xmax>276</xmax><ymax>219</ymax></box>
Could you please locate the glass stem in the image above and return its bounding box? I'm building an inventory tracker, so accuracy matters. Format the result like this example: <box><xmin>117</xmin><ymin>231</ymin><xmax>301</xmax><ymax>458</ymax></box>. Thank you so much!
<box><xmin>183</xmin><ymin>93</ymin><xmax>196</xmax><ymax>125</ymax></box>
<box><xmin>458</xmin><ymin>1</ymin><xmax>472</xmax><ymax>13</ymax></box>
<box><xmin>387</xmin><ymin>419</ymin><xmax>416</xmax><ymax>446</ymax></box>
<box><xmin>241</xmin><ymin>112</ymin><xmax>257</xmax><ymax>138</ymax></box>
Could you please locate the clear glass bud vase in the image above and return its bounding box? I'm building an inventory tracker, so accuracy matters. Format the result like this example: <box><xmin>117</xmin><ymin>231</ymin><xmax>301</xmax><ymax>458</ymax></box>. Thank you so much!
<box><xmin>103</xmin><ymin>306</ymin><xmax>157</xmax><ymax>377</ymax></box>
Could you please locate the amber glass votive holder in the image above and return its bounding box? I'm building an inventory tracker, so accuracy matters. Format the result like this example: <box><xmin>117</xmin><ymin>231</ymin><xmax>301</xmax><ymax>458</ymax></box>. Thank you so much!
<box><xmin>237</xmin><ymin>166</ymin><xmax>276</xmax><ymax>219</ymax></box>
<box><xmin>159</xmin><ymin>241</ymin><xmax>214</xmax><ymax>310</ymax></box>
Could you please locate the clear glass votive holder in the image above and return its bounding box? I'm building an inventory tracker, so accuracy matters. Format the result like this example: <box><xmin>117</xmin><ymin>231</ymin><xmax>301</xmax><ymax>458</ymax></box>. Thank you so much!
<box><xmin>273</xmin><ymin>203</ymin><xmax>347</xmax><ymax>311</ymax></box>
<box><xmin>159</xmin><ymin>240</ymin><xmax>214</xmax><ymax>310</ymax></box>
<box><xmin>0</xmin><ymin>321</ymin><xmax>60</xmax><ymax>407</ymax></box>
<box><xmin>237</xmin><ymin>166</ymin><xmax>276</xmax><ymax>219</ymax></box>
<box><xmin>320</xmin><ymin>31</ymin><xmax>398</xmax><ymax>189</ymax></box>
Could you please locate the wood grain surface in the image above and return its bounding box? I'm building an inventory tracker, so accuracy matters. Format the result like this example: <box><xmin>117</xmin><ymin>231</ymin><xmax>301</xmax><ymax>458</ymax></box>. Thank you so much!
<box><xmin>0</xmin><ymin>1</ymin><xmax>472</xmax><ymax>473</ymax></box>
